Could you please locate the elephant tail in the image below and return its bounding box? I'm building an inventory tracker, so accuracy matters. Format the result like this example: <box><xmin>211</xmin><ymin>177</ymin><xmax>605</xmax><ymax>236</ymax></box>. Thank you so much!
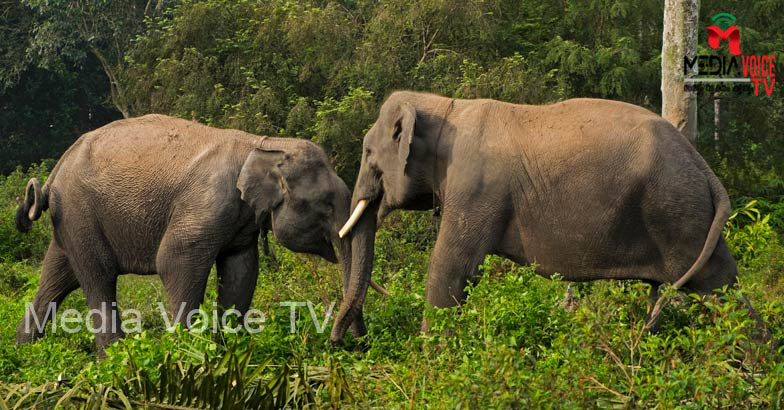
<box><xmin>15</xmin><ymin>178</ymin><xmax>49</xmax><ymax>233</ymax></box>
<box><xmin>672</xmin><ymin>166</ymin><xmax>731</xmax><ymax>290</ymax></box>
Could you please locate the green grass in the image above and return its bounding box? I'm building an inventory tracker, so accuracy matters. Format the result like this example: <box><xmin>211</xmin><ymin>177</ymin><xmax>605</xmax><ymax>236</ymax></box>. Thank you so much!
<box><xmin>2</xmin><ymin>163</ymin><xmax>784</xmax><ymax>408</ymax></box>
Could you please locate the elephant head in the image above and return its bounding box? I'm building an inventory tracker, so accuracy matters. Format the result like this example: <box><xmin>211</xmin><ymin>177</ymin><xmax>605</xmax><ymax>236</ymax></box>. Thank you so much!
<box><xmin>237</xmin><ymin>139</ymin><xmax>353</xmax><ymax>270</ymax></box>
<box><xmin>331</xmin><ymin>92</ymin><xmax>444</xmax><ymax>345</ymax></box>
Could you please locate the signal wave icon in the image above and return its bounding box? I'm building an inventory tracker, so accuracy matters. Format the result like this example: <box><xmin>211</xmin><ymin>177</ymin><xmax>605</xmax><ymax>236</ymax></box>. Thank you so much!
<box><xmin>712</xmin><ymin>13</ymin><xmax>736</xmax><ymax>30</ymax></box>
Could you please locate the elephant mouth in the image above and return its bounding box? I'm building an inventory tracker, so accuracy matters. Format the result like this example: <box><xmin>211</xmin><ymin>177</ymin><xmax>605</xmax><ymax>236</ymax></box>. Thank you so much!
<box><xmin>319</xmin><ymin>228</ymin><xmax>338</xmax><ymax>263</ymax></box>
<box><xmin>276</xmin><ymin>229</ymin><xmax>338</xmax><ymax>263</ymax></box>
<box><xmin>362</xmin><ymin>167</ymin><xmax>384</xmax><ymax>202</ymax></box>
<box><xmin>377</xmin><ymin>192</ymin><xmax>393</xmax><ymax>220</ymax></box>
<box><xmin>360</xmin><ymin>184</ymin><xmax>388</xmax><ymax>223</ymax></box>
<box><xmin>339</xmin><ymin>171</ymin><xmax>385</xmax><ymax>238</ymax></box>
<box><xmin>365</xmin><ymin>174</ymin><xmax>388</xmax><ymax>218</ymax></box>
<box><xmin>320</xmin><ymin>242</ymin><xmax>338</xmax><ymax>263</ymax></box>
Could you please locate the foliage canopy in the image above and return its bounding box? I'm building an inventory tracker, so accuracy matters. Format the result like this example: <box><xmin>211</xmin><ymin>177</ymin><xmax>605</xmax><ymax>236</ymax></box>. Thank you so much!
<box><xmin>3</xmin><ymin>0</ymin><xmax>783</xmax><ymax>193</ymax></box>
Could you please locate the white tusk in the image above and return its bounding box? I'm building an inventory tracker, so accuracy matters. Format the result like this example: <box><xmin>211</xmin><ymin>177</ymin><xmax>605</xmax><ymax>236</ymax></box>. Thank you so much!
<box><xmin>339</xmin><ymin>200</ymin><xmax>369</xmax><ymax>238</ymax></box>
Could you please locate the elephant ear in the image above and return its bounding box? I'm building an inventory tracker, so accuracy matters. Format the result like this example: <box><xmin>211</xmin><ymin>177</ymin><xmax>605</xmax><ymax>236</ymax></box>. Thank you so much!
<box><xmin>395</xmin><ymin>102</ymin><xmax>417</xmax><ymax>175</ymax></box>
<box><xmin>237</xmin><ymin>148</ymin><xmax>290</xmax><ymax>225</ymax></box>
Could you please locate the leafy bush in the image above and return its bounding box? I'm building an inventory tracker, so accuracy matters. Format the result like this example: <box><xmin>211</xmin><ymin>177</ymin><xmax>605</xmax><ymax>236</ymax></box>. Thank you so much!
<box><xmin>424</xmin><ymin>258</ymin><xmax>570</xmax><ymax>355</ymax></box>
<box><xmin>752</xmin><ymin>196</ymin><xmax>784</xmax><ymax>233</ymax></box>
<box><xmin>725</xmin><ymin>199</ymin><xmax>776</xmax><ymax>265</ymax></box>
<box><xmin>742</xmin><ymin>237</ymin><xmax>784</xmax><ymax>302</ymax></box>
<box><xmin>0</xmin><ymin>162</ymin><xmax>53</xmax><ymax>262</ymax></box>
<box><xmin>393</xmin><ymin>257</ymin><xmax>784</xmax><ymax>408</ymax></box>
<box><xmin>310</xmin><ymin>87</ymin><xmax>377</xmax><ymax>185</ymax></box>
<box><xmin>1</xmin><ymin>339</ymin><xmax>353</xmax><ymax>409</ymax></box>
<box><xmin>111</xmin><ymin>0</ymin><xmax>784</xmax><ymax>200</ymax></box>
<box><xmin>2</xmin><ymin>157</ymin><xmax>784</xmax><ymax>408</ymax></box>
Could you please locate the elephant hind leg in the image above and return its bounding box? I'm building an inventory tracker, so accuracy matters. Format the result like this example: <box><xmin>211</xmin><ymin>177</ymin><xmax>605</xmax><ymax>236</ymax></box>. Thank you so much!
<box><xmin>16</xmin><ymin>240</ymin><xmax>80</xmax><ymax>344</ymax></box>
<box><xmin>739</xmin><ymin>294</ymin><xmax>772</xmax><ymax>344</ymax></box>
<box><xmin>65</xmin><ymin>235</ymin><xmax>124</xmax><ymax>354</ymax></box>
<box><xmin>679</xmin><ymin>237</ymin><xmax>738</xmax><ymax>295</ymax></box>
<box><xmin>644</xmin><ymin>237</ymin><xmax>739</xmax><ymax>333</ymax></box>
<box><xmin>686</xmin><ymin>242</ymin><xmax>770</xmax><ymax>342</ymax></box>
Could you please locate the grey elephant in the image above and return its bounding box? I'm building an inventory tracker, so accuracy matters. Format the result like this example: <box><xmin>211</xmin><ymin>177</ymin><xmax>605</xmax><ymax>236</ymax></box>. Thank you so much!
<box><xmin>15</xmin><ymin>114</ymin><xmax>375</xmax><ymax>353</ymax></box>
<box><xmin>331</xmin><ymin>91</ymin><xmax>742</xmax><ymax>345</ymax></box>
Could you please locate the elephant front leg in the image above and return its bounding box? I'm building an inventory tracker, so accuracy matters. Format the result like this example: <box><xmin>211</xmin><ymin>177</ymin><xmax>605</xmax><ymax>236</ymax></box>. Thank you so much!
<box><xmin>216</xmin><ymin>239</ymin><xmax>260</xmax><ymax>316</ymax></box>
<box><xmin>423</xmin><ymin>210</ymin><xmax>499</xmax><ymax>329</ymax></box>
<box><xmin>157</xmin><ymin>230</ymin><xmax>216</xmax><ymax>330</ymax></box>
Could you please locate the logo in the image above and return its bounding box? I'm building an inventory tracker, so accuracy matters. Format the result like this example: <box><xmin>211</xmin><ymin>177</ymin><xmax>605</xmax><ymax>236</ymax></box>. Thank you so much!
<box><xmin>683</xmin><ymin>13</ymin><xmax>776</xmax><ymax>96</ymax></box>
<box><xmin>706</xmin><ymin>13</ymin><xmax>741</xmax><ymax>55</ymax></box>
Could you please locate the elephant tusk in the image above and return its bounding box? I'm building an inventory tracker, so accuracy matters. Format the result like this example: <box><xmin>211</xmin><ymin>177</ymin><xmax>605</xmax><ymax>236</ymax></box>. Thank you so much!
<box><xmin>338</xmin><ymin>199</ymin><xmax>368</xmax><ymax>238</ymax></box>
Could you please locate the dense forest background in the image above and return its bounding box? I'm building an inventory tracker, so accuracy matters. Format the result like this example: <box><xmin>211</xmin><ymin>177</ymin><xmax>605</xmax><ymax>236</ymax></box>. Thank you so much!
<box><xmin>2</xmin><ymin>0</ymin><xmax>783</xmax><ymax>197</ymax></box>
<box><xmin>2</xmin><ymin>1</ymin><xmax>784</xmax><ymax>407</ymax></box>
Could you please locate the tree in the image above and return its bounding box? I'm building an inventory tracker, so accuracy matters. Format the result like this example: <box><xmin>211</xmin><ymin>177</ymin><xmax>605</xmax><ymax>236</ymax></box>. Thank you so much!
<box><xmin>0</xmin><ymin>1</ymin><xmax>121</xmax><ymax>174</ymax></box>
<box><xmin>0</xmin><ymin>1</ymin><xmax>34</xmax><ymax>90</ymax></box>
<box><xmin>661</xmin><ymin>0</ymin><xmax>699</xmax><ymax>144</ymax></box>
<box><xmin>23</xmin><ymin>0</ymin><xmax>172</xmax><ymax>118</ymax></box>
<box><xmin>6</xmin><ymin>0</ymin><xmax>779</xmax><ymax>197</ymax></box>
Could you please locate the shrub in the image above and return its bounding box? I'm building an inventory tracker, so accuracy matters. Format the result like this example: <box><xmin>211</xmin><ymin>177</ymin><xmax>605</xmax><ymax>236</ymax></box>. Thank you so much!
<box><xmin>725</xmin><ymin>199</ymin><xmax>775</xmax><ymax>265</ymax></box>
<box><xmin>2</xmin><ymin>158</ymin><xmax>784</xmax><ymax>408</ymax></box>
<box><xmin>1</xmin><ymin>338</ymin><xmax>354</xmax><ymax>409</ymax></box>
<box><xmin>310</xmin><ymin>87</ymin><xmax>377</xmax><ymax>185</ymax></box>
<box><xmin>0</xmin><ymin>162</ymin><xmax>53</xmax><ymax>262</ymax></box>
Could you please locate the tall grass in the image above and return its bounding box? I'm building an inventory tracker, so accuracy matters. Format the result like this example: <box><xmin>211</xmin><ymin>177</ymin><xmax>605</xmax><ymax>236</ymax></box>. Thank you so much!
<box><xmin>1</xmin><ymin>163</ymin><xmax>784</xmax><ymax>408</ymax></box>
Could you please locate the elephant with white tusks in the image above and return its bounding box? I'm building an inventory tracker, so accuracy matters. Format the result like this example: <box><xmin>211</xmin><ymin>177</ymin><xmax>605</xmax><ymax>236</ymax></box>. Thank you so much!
<box><xmin>331</xmin><ymin>91</ymin><xmax>766</xmax><ymax>347</ymax></box>
<box><xmin>14</xmin><ymin>114</ymin><xmax>383</xmax><ymax>354</ymax></box>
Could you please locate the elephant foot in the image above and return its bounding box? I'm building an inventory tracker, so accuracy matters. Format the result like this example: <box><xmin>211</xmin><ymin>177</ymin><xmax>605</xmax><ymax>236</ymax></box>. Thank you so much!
<box><xmin>329</xmin><ymin>337</ymin><xmax>369</xmax><ymax>354</ymax></box>
<box><xmin>95</xmin><ymin>331</ymin><xmax>125</xmax><ymax>359</ymax></box>
<box><xmin>328</xmin><ymin>337</ymin><xmax>345</xmax><ymax>352</ymax></box>
<box><xmin>419</xmin><ymin>317</ymin><xmax>454</xmax><ymax>354</ymax></box>
<box><xmin>561</xmin><ymin>284</ymin><xmax>580</xmax><ymax>313</ymax></box>
<box><xmin>352</xmin><ymin>339</ymin><xmax>369</xmax><ymax>353</ymax></box>
<box><xmin>16</xmin><ymin>317</ymin><xmax>46</xmax><ymax>345</ymax></box>
<box><xmin>420</xmin><ymin>317</ymin><xmax>455</xmax><ymax>338</ymax></box>
<box><xmin>420</xmin><ymin>317</ymin><xmax>430</xmax><ymax>334</ymax></box>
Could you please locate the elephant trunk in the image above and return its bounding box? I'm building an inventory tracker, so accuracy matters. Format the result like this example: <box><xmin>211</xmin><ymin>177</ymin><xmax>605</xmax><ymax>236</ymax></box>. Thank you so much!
<box><xmin>330</xmin><ymin>175</ymin><xmax>354</xmax><ymax>294</ymax></box>
<box><xmin>330</xmin><ymin>197</ymin><xmax>379</xmax><ymax>345</ymax></box>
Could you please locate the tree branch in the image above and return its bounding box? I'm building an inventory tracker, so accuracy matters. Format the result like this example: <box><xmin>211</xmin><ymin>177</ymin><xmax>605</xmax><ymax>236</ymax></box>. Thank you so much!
<box><xmin>89</xmin><ymin>45</ymin><xmax>129</xmax><ymax>118</ymax></box>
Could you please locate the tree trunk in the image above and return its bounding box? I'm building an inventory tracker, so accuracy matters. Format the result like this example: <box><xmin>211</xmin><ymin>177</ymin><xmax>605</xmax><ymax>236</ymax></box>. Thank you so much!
<box><xmin>89</xmin><ymin>46</ymin><xmax>130</xmax><ymax>119</ymax></box>
<box><xmin>661</xmin><ymin>0</ymin><xmax>699</xmax><ymax>145</ymax></box>
<box><xmin>713</xmin><ymin>92</ymin><xmax>720</xmax><ymax>151</ymax></box>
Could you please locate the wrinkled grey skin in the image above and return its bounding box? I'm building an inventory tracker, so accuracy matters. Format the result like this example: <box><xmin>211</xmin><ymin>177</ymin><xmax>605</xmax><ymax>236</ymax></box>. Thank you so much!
<box><xmin>331</xmin><ymin>91</ymin><xmax>738</xmax><ymax>344</ymax></box>
<box><xmin>15</xmin><ymin>114</ymin><xmax>366</xmax><ymax>353</ymax></box>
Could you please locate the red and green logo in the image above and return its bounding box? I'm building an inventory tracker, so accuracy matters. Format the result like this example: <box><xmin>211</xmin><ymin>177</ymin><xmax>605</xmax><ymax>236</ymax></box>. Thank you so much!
<box><xmin>683</xmin><ymin>13</ymin><xmax>776</xmax><ymax>96</ymax></box>
<box><xmin>707</xmin><ymin>13</ymin><xmax>741</xmax><ymax>55</ymax></box>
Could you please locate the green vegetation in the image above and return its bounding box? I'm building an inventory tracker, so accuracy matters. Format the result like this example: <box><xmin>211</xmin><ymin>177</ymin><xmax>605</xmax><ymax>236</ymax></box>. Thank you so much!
<box><xmin>2</xmin><ymin>0</ymin><xmax>784</xmax><ymax>407</ymax></box>
<box><xmin>2</xmin><ymin>162</ymin><xmax>784</xmax><ymax>407</ymax></box>
<box><xmin>4</xmin><ymin>0</ymin><xmax>784</xmax><ymax>191</ymax></box>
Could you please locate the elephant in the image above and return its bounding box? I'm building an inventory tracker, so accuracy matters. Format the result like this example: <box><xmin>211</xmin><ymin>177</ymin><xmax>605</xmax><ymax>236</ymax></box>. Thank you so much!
<box><xmin>330</xmin><ymin>90</ymin><xmax>745</xmax><ymax>345</ymax></box>
<box><xmin>14</xmin><ymin>114</ymin><xmax>376</xmax><ymax>353</ymax></box>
